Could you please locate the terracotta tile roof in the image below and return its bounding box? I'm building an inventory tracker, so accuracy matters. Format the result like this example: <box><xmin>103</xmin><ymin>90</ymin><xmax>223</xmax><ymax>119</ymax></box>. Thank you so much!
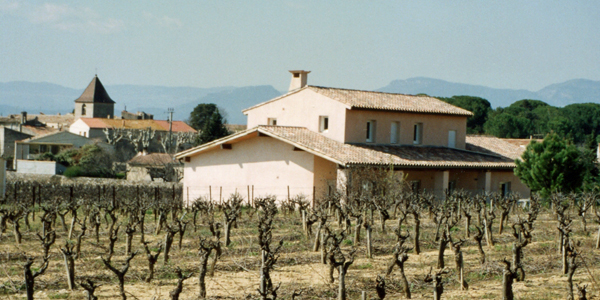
<box><xmin>465</xmin><ymin>135</ymin><xmax>527</xmax><ymax>160</ymax></box>
<box><xmin>225</xmin><ymin>124</ymin><xmax>247</xmax><ymax>133</ymax></box>
<box><xmin>243</xmin><ymin>86</ymin><xmax>473</xmax><ymax>116</ymax></box>
<box><xmin>74</xmin><ymin>76</ymin><xmax>115</xmax><ymax>104</ymax></box>
<box><xmin>21</xmin><ymin>125</ymin><xmax>58</xmax><ymax>137</ymax></box>
<box><xmin>30</xmin><ymin>114</ymin><xmax>75</xmax><ymax>125</ymax></box>
<box><xmin>178</xmin><ymin>126</ymin><xmax>515</xmax><ymax>169</ymax></box>
<box><xmin>128</xmin><ymin>153</ymin><xmax>175</xmax><ymax>166</ymax></box>
<box><xmin>80</xmin><ymin>118</ymin><xmax>196</xmax><ymax>133</ymax></box>
<box><xmin>503</xmin><ymin>138</ymin><xmax>541</xmax><ymax>148</ymax></box>
<box><xmin>308</xmin><ymin>86</ymin><xmax>473</xmax><ymax>116</ymax></box>
<box><xmin>153</xmin><ymin>120</ymin><xmax>197</xmax><ymax>133</ymax></box>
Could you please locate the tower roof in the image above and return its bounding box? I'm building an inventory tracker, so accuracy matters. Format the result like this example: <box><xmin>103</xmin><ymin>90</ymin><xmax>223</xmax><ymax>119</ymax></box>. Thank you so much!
<box><xmin>74</xmin><ymin>75</ymin><xmax>116</xmax><ymax>104</ymax></box>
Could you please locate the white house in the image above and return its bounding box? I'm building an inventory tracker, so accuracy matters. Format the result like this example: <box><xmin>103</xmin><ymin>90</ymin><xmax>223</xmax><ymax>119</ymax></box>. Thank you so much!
<box><xmin>176</xmin><ymin>71</ymin><xmax>530</xmax><ymax>204</ymax></box>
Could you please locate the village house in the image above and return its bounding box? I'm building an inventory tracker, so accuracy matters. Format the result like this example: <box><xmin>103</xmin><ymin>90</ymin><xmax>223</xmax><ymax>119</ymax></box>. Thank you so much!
<box><xmin>68</xmin><ymin>76</ymin><xmax>196</xmax><ymax>139</ymax></box>
<box><xmin>127</xmin><ymin>152</ymin><xmax>182</xmax><ymax>182</ymax></box>
<box><xmin>176</xmin><ymin>71</ymin><xmax>530</xmax><ymax>204</ymax></box>
<box><xmin>13</xmin><ymin>131</ymin><xmax>114</xmax><ymax>175</ymax></box>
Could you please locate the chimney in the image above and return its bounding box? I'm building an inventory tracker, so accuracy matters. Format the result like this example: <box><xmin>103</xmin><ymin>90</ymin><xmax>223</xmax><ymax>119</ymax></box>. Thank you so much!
<box><xmin>20</xmin><ymin>112</ymin><xmax>27</xmax><ymax>125</ymax></box>
<box><xmin>288</xmin><ymin>70</ymin><xmax>310</xmax><ymax>91</ymax></box>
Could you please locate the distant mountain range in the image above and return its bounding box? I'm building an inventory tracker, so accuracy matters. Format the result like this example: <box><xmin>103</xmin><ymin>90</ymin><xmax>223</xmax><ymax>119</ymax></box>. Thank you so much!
<box><xmin>0</xmin><ymin>81</ymin><xmax>281</xmax><ymax>124</ymax></box>
<box><xmin>1</xmin><ymin>77</ymin><xmax>599</xmax><ymax>124</ymax></box>
<box><xmin>378</xmin><ymin>77</ymin><xmax>600</xmax><ymax>108</ymax></box>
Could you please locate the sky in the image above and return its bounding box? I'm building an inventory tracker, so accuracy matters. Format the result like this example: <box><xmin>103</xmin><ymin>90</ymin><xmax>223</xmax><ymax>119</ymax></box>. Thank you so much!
<box><xmin>1</xmin><ymin>1</ymin><xmax>599</xmax><ymax>92</ymax></box>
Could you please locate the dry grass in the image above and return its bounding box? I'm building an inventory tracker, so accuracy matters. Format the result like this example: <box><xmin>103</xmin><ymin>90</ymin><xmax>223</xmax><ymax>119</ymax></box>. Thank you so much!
<box><xmin>0</xmin><ymin>206</ymin><xmax>599</xmax><ymax>299</ymax></box>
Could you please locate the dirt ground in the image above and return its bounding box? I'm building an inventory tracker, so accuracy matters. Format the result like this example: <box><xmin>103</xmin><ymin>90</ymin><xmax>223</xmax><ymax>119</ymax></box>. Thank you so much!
<box><xmin>1</xmin><ymin>205</ymin><xmax>599</xmax><ymax>299</ymax></box>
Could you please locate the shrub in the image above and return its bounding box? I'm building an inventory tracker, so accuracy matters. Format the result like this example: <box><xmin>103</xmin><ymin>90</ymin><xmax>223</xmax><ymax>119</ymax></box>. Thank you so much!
<box><xmin>64</xmin><ymin>166</ymin><xmax>83</xmax><ymax>178</ymax></box>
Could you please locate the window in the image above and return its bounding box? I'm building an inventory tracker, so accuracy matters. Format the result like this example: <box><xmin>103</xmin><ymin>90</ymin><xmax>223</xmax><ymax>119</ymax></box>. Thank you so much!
<box><xmin>501</xmin><ymin>182</ymin><xmax>511</xmax><ymax>198</ymax></box>
<box><xmin>448</xmin><ymin>181</ymin><xmax>456</xmax><ymax>192</ymax></box>
<box><xmin>448</xmin><ymin>130</ymin><xmax>456</xmax><ymax>148</ymax></box>
<box><xmin>81</xmin><ymin>104</ymin><xmax>86</xmax><ymax>116</ymax></box>
<box><xmin>293</xmin><ymin>72</ymin><xmax>300</xmax><ymax>78</ymax></box>
<box><xmin>413</xmin><ymin>123</ymin><xmax>423</xmax><ymax>144</ymax></box>
<box><xmin>410</xmin><ymin>180</ymin><xmax>421</xmax><ymax>193</ymax></box>
<box><xmin>319</xmin><ymin>116</ymin><xmax>329</xmax><ymax>132</ymax></box>
<box><xmin>366</xmin><ymin>120</ymin><xmax>376</xmax><ymax>142</ymax></box>
<box><xmin>390</xmin><ymin>122</ymin><xmax>400</xmax><ymax>144</ymax></box>
<box><xmin>268</xmin><ymin>118</ymin><xmax>277</xmax><ymax>125</ymax></box>
<box><xmin>28</xmin><ymin>144</ymin><xmax>40</xmax><ymax>155</ymax></box>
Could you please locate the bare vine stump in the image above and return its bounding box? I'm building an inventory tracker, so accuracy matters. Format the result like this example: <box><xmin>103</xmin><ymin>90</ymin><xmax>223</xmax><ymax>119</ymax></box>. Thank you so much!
<box><xmin>80</xmin><ymin>279</ymin><xmax>101</xmax><ymax>300</ymax></box>
<box><xmin>60</xmin><ymin>242</ymin><xmax>76</xmax><ymax>290</ymax></box>
<box><xmin>376</xmin><ymin>275</ymin><xmax>386</xmax><ymax>299</ymax></box>
<box><xmin>424</xmin><ymin>268</ymin><xmax>448</xmax><ymax>300</ymax></box>
<box><xmin>169</xmin><ymin>267</ymin><xmax>193</xmax><ymax>300</ymax></box>
<box><xmin>142</xmin><ymin>242</ymin><xmax>162</xmax><ymax>283</ymax></box>
<box><xmin>473</xmin><ymin>226</ymin><xmax>486</xmax><ymax>264</ymax></box>
<box><xmin>23</xmin><ymin>256</ymin><xmax>49</xmax><ymax>300</ymax></box>
<box><xmin>501</xmin><ymin>259</ymin><xmax>517</xmax><ymax>300</ymax></box>
<box><xmin>101</xmin><ymin>252</ymin><xmax>137</xmax><ymax>300</ymax></box>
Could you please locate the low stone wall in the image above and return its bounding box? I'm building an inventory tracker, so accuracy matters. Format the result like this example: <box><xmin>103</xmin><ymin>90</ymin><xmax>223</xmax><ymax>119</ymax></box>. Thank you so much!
<box><xmin>4</xmin><ymin>172</ymin><xmax>183</xmax><ymax>207</ymax></box>
<box><xmin>7</xmin><ymin>171</ymin><xmax>182</xmax><ymax>188</ymax></box>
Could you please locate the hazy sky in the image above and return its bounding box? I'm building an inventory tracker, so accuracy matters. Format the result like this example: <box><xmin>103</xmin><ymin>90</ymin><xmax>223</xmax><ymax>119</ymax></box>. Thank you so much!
<box><xmin>1</xmin><ymin>1</ymin><xmax>599</xmax><ymax>92</ymax></box>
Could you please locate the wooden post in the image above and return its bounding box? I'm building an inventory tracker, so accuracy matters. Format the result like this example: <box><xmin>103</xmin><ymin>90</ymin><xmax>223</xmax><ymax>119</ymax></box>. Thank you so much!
<box><xmin>247</xmin><ymin>185</ymin><xmax>250</xmax><ymax>206</ymax></box>
<box><xmin>31</xmin><ymin>184</ymin><xmax>36</xmax><ymax>221</ymax></box>
<box><xmin>252</xmin><ymin>185</ymin><xmax>254</xmax><ymax>207</ymax></box>
<box><xmin>219</xmin><ymin>186</ymin><xmax>222</xmax><ymax>204</ymax></box>
<box><xmin>361</xmin><ymin>291</ymin><xmax>367</xmax><ymax>300</ymax></box>
<box><xmin>209</xmin><ymin>185</ymin><xmax>212</xmax><ymax>201</ymax></box>
<box><xmin>312</xmin><ymin>186</ymin><xmax>316</xmax><ymax>208</ymax></box>
<box><xmin>112</xmin><ymin>186</ymin><xmax>116</xmax><ymax>208</ymax></box>
<box><xmin>287</xmin><ymin>186</ymin><xmax>290</xmax><ymax>201</ymax></box>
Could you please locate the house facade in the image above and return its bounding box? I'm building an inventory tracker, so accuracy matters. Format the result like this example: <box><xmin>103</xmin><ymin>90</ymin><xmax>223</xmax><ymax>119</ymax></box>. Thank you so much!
<box><xmin>176</xmin><ymin>71</ymin><xmax>530</xmax><ymax>204</ymax></box>
<box><xmin>14</xmin><ymin>131</ymin><xmax>114</xmax><ymax>174</ymax></box>
<box><xmin>69</xmin><ymin>118</ymin><xmax>196</xmax><ymax>140</ymax></box>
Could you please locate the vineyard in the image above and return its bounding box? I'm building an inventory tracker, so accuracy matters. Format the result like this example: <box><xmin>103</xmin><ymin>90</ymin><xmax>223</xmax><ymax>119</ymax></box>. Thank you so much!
<box><xmin>1</xmin><ymin>175</ymin><xmax>600</xmax><ymax>300</ymax></box>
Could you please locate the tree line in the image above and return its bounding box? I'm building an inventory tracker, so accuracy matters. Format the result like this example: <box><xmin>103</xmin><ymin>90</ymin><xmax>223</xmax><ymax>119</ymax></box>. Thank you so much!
<box><xmin>438</xmin><ymin>96</ymin><xmax>600</xmax><ymax>144</ymax></box>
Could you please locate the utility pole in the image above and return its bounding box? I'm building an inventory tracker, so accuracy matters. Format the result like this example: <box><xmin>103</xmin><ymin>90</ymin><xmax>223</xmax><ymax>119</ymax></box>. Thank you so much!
<box><xmin>167</xmin><ymin>108</ymin><xmax>174</xmax><ymax>153</ymax></box>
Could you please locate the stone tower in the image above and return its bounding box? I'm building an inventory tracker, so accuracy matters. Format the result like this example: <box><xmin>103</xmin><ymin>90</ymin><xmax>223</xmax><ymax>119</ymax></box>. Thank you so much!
<box><xmin>74</xmin><ymin>75</ymin><xmax>115</xmax><ymax>119</ymax></box>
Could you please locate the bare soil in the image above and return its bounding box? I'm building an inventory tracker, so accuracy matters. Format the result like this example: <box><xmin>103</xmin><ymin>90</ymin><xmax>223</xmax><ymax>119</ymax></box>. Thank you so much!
<box><xmin>1</xmin><ymin>206</ymin><xmax>599</xmax><ymax>299</ymax></box>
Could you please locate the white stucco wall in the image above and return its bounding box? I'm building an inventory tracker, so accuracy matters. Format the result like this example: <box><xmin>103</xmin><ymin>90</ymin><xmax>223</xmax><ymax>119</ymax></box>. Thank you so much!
<box><xmin>245</xmin><ymin>89</ymin><xmax>349</xmax><ymax>143</ymax></box>
<box><xmin>69</xmin><ymin>119</ymin><xmax>91</xmax><ymax>137</ymax></box>
<box><xmin>16</xmin><ymin>160</ymin><xmax>66</xmax><ymax>175</ymax></box>
<box><xmin>182</xmin><ymin>135</ymin><xmax>318</xmax><ymax>204</ymax></box>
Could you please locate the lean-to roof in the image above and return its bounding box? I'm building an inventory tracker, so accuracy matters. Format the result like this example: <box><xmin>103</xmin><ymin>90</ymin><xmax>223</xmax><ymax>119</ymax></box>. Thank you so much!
<box><xmin>177</xmin><ymin>126</ymin><xmax>515</xmax><ymax>169</ymax></box>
